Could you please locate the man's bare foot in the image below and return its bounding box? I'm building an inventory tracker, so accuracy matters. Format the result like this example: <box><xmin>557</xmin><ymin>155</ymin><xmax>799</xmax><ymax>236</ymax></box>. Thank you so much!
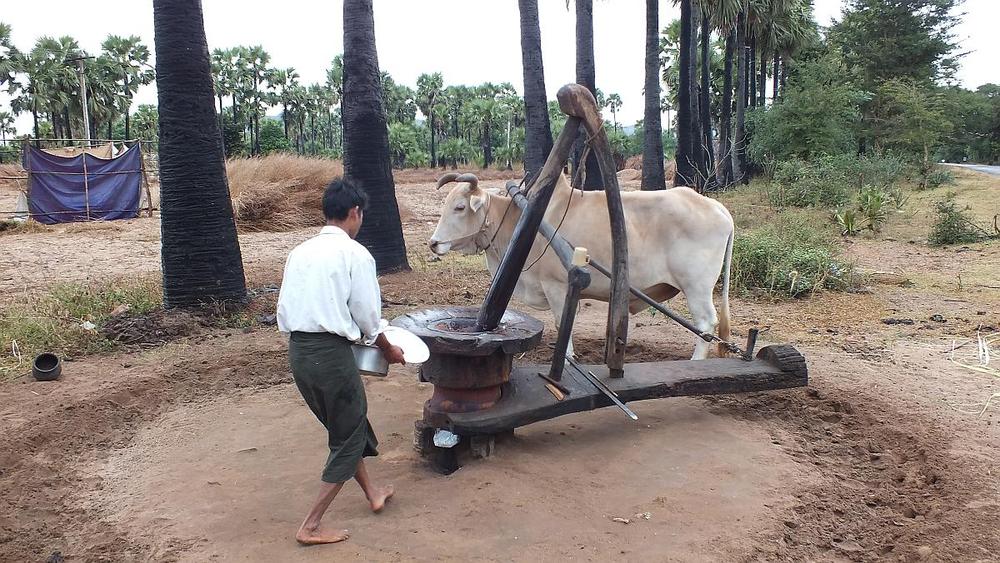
<box><xmin>369</xmin><ymin>484</ymin><xmax>394</xmax><ymax>513</ymax></box>
<box><xmin>295</xmin><ymin>524</ymin><xmax>349</xmax><ymax>545</ymax></box>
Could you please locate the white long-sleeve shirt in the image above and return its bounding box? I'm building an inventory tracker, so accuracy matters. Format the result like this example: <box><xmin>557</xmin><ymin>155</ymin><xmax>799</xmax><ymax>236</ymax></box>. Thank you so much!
<box><xmin>276</xmin><ymin>225</ymin><xmax>386</xmax><ymax>344</ymax></box>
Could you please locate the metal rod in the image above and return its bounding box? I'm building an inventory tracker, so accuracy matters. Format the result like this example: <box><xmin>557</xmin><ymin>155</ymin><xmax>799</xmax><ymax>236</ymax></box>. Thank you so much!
<box><xmin>565</xmin><ymin>356</ymin><xmax>638</xmax><ymax>420</ymax></box>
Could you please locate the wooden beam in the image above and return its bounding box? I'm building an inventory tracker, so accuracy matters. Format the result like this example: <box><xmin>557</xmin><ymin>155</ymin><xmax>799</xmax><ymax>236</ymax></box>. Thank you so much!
<box><xmin>548</xmin><ymin>265</ymin><xmax>589</xmax><ymax>382</ymax></box>
<box><xmin>446</xmin><ymin>345</ymin><xmax>809</xmax><ymax>435</ymax></box>
<box><xmin>476</xmin><ymin>117</ymin><xmax>581</xmax><ymax>331</ymax></box>
<box><xmin>556</xmin><ymin>84</ymin><xmax>629</xmax><ymax>378</ymax></box>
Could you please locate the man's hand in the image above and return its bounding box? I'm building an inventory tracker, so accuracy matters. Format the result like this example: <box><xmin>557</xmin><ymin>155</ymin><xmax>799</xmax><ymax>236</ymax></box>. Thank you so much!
<box><xmin>374</xmin><ymin>333</ymin><xmax>406</xmax><ymax>365</ymax></box>
<box><xmin>383</xmin><ymin>344</ymin><xmax>406</xmax><ymax>365</ymax></box>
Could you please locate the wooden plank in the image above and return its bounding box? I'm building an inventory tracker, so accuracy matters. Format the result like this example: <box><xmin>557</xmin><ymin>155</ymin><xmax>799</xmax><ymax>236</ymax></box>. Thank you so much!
<box><xmin>445</xmin><ymin>345</ymin><xmax>808</xmax><ymax>435</ymax></box>
<box><xmin>476</xmin><ymin>117</ymin><xmax>582</xmax><ymax>331</ymax></box>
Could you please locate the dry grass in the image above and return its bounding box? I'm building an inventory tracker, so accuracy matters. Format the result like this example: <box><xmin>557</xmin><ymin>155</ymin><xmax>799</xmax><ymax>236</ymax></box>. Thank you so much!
<box><xmin>227</xmin><ymin>154</ymin><xmax>344</xmax><ymax>232</ymax></box>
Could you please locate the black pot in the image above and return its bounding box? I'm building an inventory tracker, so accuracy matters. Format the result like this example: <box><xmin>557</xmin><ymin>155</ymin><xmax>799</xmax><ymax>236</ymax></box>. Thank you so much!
<box><xmin>32</xmin><ymin>353</ymin><xmax>62</xmax><ymax>381</ymax></box>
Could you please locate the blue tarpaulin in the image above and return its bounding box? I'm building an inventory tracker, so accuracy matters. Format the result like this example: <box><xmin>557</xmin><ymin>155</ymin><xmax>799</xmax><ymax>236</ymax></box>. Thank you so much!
<box><xmin>23</xmin><ymin>144</ymin><xmax>143</xmax><ymax>224</ymax></box>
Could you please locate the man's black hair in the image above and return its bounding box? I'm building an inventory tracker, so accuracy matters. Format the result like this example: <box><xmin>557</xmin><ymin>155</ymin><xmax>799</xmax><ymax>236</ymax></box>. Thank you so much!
<box><xmin>322</xmin><ymin>177</ymin><xmax>369</xmax><ymax>221</ymax></box>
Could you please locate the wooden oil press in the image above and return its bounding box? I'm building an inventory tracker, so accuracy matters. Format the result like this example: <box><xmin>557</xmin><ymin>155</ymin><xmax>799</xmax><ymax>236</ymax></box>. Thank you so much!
<box><xmin>391</xmin><ymin>84</ymin><xmax>807</xmax><ymax>470</ymax></box>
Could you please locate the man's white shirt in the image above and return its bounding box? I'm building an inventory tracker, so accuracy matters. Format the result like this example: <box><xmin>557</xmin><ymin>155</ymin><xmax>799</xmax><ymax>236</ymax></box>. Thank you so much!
<box><xmin>276</xmin><ymin>225</ymin><xmax>386</xmax><ymax>344</ymax></box>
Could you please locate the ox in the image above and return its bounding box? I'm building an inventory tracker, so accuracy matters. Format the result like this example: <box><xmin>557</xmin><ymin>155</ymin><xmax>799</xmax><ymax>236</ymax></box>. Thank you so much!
<box><xmin>429</xmin><ymin>173</ymin><xmax>735</xmax><ymax>360</ymax></box>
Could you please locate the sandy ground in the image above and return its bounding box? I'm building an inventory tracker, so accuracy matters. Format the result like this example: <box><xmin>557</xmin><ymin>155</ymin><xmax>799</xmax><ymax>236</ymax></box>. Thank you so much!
<box><xmin>1</xmin><ymin>173</ymin><xmax>999</xmax><ymax>562</ymax></box>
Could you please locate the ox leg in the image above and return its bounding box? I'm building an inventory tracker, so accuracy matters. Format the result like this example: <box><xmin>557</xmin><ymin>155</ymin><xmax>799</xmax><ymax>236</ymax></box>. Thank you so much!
<box><xmin>685</xmin><ymin>285</ymin><xmax>719</xmax><ymax>360</ymax></box>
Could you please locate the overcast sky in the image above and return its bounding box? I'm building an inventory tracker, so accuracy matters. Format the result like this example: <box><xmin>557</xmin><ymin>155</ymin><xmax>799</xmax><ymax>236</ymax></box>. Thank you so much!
<box><xmin>2</xmin><ymin>0</ymin><xmax>997</xmax><ymax>135</ymax></box>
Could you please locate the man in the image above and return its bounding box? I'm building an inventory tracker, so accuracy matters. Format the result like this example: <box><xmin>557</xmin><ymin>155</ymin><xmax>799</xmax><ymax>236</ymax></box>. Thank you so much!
<box><xmin>276</xmin><ymin>177</ymin><xmax>405</xmax><ymax>545</ymax></box>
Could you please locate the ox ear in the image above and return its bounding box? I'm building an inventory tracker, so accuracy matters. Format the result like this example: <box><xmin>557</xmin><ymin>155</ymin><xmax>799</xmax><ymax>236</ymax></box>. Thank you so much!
<box><xmin>470</xmin><ymin>191</ymin><xmax>486</xmax><ymax>213</ymax></box>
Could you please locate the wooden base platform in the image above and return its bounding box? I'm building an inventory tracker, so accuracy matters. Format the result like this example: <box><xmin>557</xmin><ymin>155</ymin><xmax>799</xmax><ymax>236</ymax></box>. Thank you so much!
<box><xmin>445</xmin><ymin>345</ymin><xmax>807</xmax><ymax>435</ymax></box>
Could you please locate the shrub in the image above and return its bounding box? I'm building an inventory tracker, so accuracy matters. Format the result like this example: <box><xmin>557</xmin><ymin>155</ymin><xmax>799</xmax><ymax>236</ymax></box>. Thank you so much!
<box><xmin>922</xmin><ymin>167</ymin><xmax>955</xmax><ymax>190</ymax></box>
<box><xmin>768</xmin><ymin>154</ymin><xmax>906</xmax><ymax>208</ymax></box>
<box><xmin>732</xmin><ymin>215</ymin><xmax>856</xmax><ymax>298</ymax></box>
<box><xmin>858</xmin><ymin>186</ymin><xmax>889</xmax><ymax>232</ymax></box>
<box><xmin>928</xmin><ymin>196</ymin><xmax>994</xmax><ymax>246</ymax></box>
<box><xmin>835</xmin><ymin>208</ymin><xmax>861</xmax><ymax>236</ymax></box>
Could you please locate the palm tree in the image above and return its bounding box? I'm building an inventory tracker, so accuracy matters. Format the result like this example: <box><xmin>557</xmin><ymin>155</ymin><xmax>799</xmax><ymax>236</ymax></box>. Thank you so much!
<box><xmin>674</xmin><ymin>0</ymin><xmax>697</xmax><ymax>187</ymax></box>
<box><xmin>100</xmin><ymin>35</ymin><xmax>155</xmax><ymax>140</ymax></box>
<box><xmin>572</xmin><ymin>0</ymin><xmax>602</xmax><ymax>189</ymax></box>
<box><xmin>416</xmin><ymin>72</ymin><xmax>443</xmax><ymax>167</ymax></box>
<box><xmin>210</xmin><ymin>47</ymin><xmax>233</xmax><ymax>151</ymax></box>
<box><xmin>642</xmin><ymin>0</ymin><xmax>666</xmax><ymax>190</ymax></box>
<box><xmin>706</xmin><ymin>0</ymin><xmax>743</xmax><ymax>187</ymax></box>
<box><xmin>0</xmin><ymin>23</ymin><xmax>18</xmax><ymax>92</ymax></box>
<box><xmin>518</xmin><ymin>0</ymin><xmax>554</xmax><ymax>177</ymax></box>
<box><xmin>463</xmin><ymin>97</ymin><xmax>500</xmax><ymax>168</ymax></box>
<box><xmin>152</xmin><ymin>0</ymin><xmax>247</xmax><ymax>307</ymax></box>
<box><xmin>342</xmin><ymin>0</ymin><xmax>409</xmax><ymax>273</ymax></box>
<box><xmin>605</xmin><ymin>93</ymin><xmax>622</xmax><ymax>132</ymax></box>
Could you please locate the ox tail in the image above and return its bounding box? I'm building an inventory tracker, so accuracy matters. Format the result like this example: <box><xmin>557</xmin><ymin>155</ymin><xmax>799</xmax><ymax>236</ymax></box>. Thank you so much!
<box><xmin>717</xmin><ymin>226</ymin><xmax>734</xmax><ymax>357</ymax></box>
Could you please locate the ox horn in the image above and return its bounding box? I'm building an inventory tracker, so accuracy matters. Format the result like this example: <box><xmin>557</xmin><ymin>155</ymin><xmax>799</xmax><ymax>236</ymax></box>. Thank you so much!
<box><xmin>436</xmin><ymin>172</ymin><xmax>480</xmax><ymax>191</ymax></box>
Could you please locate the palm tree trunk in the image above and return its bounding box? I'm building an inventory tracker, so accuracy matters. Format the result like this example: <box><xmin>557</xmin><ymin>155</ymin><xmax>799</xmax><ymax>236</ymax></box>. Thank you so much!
<box><xmin>153</xmin><ymin>0</ymin><xmax>247</xmax><ymax>307</ymax></box>
<box><xmin>123</xmin><ymin>80</ymin><xmax>132</xmax><ymax>139</ymax></box>
<box><xmin>733</xmin><ymin>10</ymin><xmax>748</xmax><ymax>184</ymax></box>
<box><xmin>32</xmin><ymin>102</ymin><xmax>39</xmax><ymax>144</ymax></box>
<box><xmin>772</xmin><ymin>51</ymin><xmax>780</xmax><ymax>101</ymax></box>
<box><xmin>758</xmin><ymin>45</ymin><xmax>767</xmax><ymax>105</ymax></box>
<box><xmin>718</xmin><ymin>26</ymin><xmax>736</xmax><ymax>187</ymax></box>
<box><xmin>343</xmin><ymin>0</ymin><xmax>409</xmax><ymax>273</ymax></box>
<box><xmin>482</xmin><ymin>121</ymin><xmax>492</xmax><ymax>168</ymax></box>
<box><xmin>641</xmin><ymin>0</ymin><xmax>665</xmax><ymax>190</ymax></box>
<box><xmin>700</xmin><ymin>12</ymin><xmax>714</xmax><ymax>189</ymax></box>
<box><xmin>688</xmin><ymin>2</ymin><xmax>703</xmax><ymax>189</ymax></box>
<box><xmin>573</xmin><ymin>0</ymin><xmax>602</xmax><ymax>189</ymax></box>
<box><xmin>674</xmin><ymin>0</ymin><xmax>696</xmax><ymax>187</ymax></box>
<box><xmin>518</xmin><ymin>0</ymin><xmax>554</xmax><ymax>178</ymax></box>
<box><xmin>748</xmin><ymin>33</ymin><xmax>757</xmax><ymax>107</ymax></box>
<box><xmin>429</xmin><ymin>110</ymin><xmax>437</xmax><ymax>168</ymax></box>
<box><xmin>282</xmin><ymin>102</ymin><xmax>289</xmax><ymax>139</ymax></box>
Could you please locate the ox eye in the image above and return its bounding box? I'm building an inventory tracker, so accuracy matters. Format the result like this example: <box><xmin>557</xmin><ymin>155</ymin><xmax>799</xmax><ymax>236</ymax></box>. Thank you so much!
<box><xmin>455</xmin><ymin>204</ymin><xmax>466</xmax><ymax>212</ymax></box>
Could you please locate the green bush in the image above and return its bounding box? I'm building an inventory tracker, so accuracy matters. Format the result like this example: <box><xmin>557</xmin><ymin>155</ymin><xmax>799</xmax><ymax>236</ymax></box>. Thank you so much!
<box><xmin>768</xmin><ymin>154</ymin><xmax>906</xmax><ymax>208</ymax></box>
<box><xmin>732</xmin><ymin>215</ymin><xmax>856</xmax><ymax>298</ymax></box>
<box><xmin>928</xmin><ymin>196</ymin><xmax>992</xmax><ymax>246</ymax></box>
<box><xmin>922</xmin><ymin>167</ymin><xmax>955</xmax><ymax>190</ymax></box>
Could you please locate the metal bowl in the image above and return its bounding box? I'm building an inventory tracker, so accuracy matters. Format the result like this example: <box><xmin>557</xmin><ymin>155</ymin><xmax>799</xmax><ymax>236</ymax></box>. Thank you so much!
<box><xmin>352</xmin><ymin>344</ymin><xmax>388</xmax><ymax>377</ymax></box>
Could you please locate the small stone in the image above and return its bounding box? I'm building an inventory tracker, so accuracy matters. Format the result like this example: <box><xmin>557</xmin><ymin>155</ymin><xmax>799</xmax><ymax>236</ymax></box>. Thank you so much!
<box><xmin>916</xmin><ymin>545</ymin><xmax>933</xmax><ymax>559</ymax></box>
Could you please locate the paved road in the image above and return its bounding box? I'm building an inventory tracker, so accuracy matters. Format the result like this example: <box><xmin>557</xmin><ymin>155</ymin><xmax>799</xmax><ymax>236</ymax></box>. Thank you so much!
<box><xmin>944</xmin><ymin>163</ymin><xmax>1000</xmax><ymax>177</ymax></box>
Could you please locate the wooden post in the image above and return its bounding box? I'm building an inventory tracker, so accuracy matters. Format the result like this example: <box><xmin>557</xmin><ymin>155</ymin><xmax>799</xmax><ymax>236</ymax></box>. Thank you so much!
<box><xmin>81</xmin><ymin>151</ymin><xmax>91</xmax><ymax>220</ymax></box>
<box><xmin>138</xmin><ymin>140</ymin><xmax>155</xmax><ymax>217</ymax></box>
<box><xmin>549</xmin><ymin>253</ymin><xmax>590</xmax><ymax>382</ymax></box>
<box><xmin>476</xmin><ymin>117</ymin><xmax>582</xmax><ymax>331</ymax></box>
<box><xmin>556</xmin><ymin>84</ymin><xmax>629</xmax><ymax>378</ymax></box>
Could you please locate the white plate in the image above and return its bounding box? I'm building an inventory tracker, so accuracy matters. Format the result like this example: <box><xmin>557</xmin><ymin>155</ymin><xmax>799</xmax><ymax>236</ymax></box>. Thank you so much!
<box><xmin>382</xmin><ymin>326</ymin><xmax>430</xmax><ymax>364</ymax></box>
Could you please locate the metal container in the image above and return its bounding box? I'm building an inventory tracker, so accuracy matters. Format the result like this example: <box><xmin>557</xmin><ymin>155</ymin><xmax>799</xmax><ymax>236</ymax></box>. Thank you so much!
<box><xmin>352</xmin><ymin>344</ymin><xmax>388</xmax><ymax>377</ymax></box>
